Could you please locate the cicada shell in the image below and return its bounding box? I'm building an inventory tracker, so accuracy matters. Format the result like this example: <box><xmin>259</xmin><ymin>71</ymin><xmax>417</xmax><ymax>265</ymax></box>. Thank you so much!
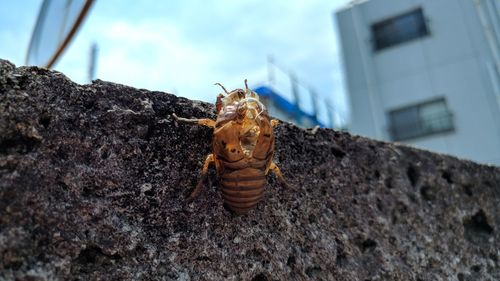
<box><xmin>173</xmin><ymin>80</ymin><xmax>292</xmax><ymax>214</ymax></box>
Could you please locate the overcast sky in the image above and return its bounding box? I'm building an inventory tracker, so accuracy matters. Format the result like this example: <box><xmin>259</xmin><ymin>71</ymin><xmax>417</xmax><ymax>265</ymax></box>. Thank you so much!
<box><xmin>0</xmin><ymin>0</ymin><xmax>351</xmax><ymax>127</ymax></box>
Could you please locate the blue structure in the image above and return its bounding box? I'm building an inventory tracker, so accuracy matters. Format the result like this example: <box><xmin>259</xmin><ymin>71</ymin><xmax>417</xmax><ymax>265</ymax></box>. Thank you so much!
<box><xmin>253</xmin><ymin>86</ymin><xmax>324</xmax><ymax>128</ymax></box>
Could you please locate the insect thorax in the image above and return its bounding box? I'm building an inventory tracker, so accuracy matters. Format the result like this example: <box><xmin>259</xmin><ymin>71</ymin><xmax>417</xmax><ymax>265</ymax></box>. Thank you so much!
<box><xmin>216</xmin><ymin>89</ymin><xmax>269</xmax><ymax>157</ymax></box>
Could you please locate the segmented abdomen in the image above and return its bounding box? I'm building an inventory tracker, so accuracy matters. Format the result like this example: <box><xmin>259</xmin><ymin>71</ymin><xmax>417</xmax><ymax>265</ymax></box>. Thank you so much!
<box><xmin>220</xmin><ymin>168</ymin><xmax>267</xmax><ymax>214</ymax></box>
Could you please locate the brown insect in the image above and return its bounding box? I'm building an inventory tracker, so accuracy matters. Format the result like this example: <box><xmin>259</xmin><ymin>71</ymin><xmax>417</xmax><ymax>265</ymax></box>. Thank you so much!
<box><xmin>173</xmin><ymin>80</ymin><xmax>294</xmax><ymax>214</ymax></box>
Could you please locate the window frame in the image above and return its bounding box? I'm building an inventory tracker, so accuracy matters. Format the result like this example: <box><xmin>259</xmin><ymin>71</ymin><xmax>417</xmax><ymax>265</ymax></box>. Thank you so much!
<box><xmin>371</xmin><ymin>7</ymin><xmax>430</xmax><ymax>51</ymax></box>
<box><xmin>388</xmin><ymin>98</ymin><xmax>454</xmax><ymax>141</ymax></box>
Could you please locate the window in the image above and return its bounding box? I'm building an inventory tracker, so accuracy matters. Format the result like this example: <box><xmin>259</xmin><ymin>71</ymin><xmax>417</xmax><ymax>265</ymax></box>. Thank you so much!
<box><xmin>388</xmin><ymin>98</ymin><xmax>453</xmax><ymax>141</ymax></box>
<box><xmin>372</xmin><ymin>8</ymin><xmax>429</xmax><ymax>51</ymax></box>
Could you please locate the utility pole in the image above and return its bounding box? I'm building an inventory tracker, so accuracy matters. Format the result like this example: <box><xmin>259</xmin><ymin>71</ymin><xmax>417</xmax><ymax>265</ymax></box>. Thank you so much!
<box><xmin>88</xmin><ymin>42</ymin><xmax>98</xmax><ymax>82</ymax></box>
<box><xmin>309</xmin><ymin>87</ymin><xmax>319</xmax><ymax>121</ymax></box>
<box><xmin>326</xmin><ymin>99</ymin><xmax>335</xmax><ymax>129</ymax></box>
<box><xmin>290</xmin><ymin>72</ymin><xmax>301</xmax><ymax>123</ymax></box>
<box><xmin>267</xmin><ymin>55</ymin><xmax>275</xmax><ymax>86</ymax></box>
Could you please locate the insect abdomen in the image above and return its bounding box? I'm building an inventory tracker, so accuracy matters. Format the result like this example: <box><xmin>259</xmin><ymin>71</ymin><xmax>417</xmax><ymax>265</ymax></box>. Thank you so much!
<box><xmin>220</xmin><ymin>168</ymin><xmax>266</xmax><ymax>214</ymax></box>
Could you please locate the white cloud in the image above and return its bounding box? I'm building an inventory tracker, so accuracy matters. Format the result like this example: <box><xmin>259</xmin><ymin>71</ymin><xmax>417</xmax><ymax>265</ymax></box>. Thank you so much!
<box><xmin>50</xmin><ymin>0</ymin><xmax>351</xmax><ymax>125</ymax></box>
<box><xmin>98</xmin><ymin>21</ymin><xmax>218</xmax><ymax>97</ymax></box>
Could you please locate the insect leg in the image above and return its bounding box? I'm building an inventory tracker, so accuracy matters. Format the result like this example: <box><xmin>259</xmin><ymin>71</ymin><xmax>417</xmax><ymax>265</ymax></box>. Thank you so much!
<box><xmin>269</xmin><ymin>162</ymin><xmax>297</xmax><ymax>191</ymax></box>
<box><xmin>172</xmin><ymin>113</ymin><xmax>215</xmax><ymax>128</ymax></box>
<box><xmin>188</xmin><ymin>154</ymin><xmax>215</xmax><ymax>201</ymax></box>
<box><xmin>216</xmin><ymin>93</ymin><xmax>225</xmax><ymax>114</ymax></box>
<box><xmin>271</xmin><ymin>119</ymin><xmax>280</xmax><ymax>127</ymax></box>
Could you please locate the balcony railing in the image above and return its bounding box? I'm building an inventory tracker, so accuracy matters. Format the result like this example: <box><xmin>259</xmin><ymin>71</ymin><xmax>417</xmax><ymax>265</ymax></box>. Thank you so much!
<box><xmin>389</xmin><ymin>111</ymin><xmax>454</xmax><ymax>141</ymax></box>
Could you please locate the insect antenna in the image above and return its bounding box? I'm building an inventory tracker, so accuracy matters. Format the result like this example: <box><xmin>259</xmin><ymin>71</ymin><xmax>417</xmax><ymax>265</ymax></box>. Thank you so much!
<box><xmin>244</xmin><ymin>79</ymin><xmax>249</xmax><ymax>91</ymax></box>
<box><xmin>214</xmin><ymin>83</ymin><xmax>229</xmax><ymax>95</ymax></box>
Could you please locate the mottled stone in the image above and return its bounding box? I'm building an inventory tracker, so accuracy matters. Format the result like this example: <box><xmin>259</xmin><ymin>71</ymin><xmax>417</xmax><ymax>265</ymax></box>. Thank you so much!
<box><xmin>1</xmin><ymin>59</ymin><xmax>499</xmax><ymax>280</ymax></box>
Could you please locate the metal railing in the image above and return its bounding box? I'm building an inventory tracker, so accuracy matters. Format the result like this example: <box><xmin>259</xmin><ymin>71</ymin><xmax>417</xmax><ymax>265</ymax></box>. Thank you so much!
<box><xmin>389</xmin><ymin>111</ymin><xmax>454</xmax><ymax>141</ymax></box>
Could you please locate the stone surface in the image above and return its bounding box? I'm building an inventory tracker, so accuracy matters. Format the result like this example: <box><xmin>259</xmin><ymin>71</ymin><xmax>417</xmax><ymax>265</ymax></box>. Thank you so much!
<box><xmin>0</xmin><ymin>59</ymin><xmax>499</xmax><ymax>280</ymax></box>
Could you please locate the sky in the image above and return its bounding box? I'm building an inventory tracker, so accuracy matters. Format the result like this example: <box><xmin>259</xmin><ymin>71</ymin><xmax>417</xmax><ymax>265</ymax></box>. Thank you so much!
<box><xmin>0</xmin><ymin>0</ymin><xmax>352</xmax><ymax>127</ymax></box>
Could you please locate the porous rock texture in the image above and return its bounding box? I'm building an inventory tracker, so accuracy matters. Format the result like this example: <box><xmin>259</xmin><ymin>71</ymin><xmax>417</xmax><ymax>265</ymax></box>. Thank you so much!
<box><xmin>1</xmin><ymin>58</ymin><xmax>499</xmax><ymax>281</ymax></box>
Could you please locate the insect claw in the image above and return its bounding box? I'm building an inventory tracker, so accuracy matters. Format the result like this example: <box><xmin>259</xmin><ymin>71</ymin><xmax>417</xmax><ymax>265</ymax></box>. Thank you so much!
<box><xmin>172</xmin><ymin>113</ymin><xmax>190</xmax><ymax>123</ymax></box>
<box><xmin>285</xmin><ymin>183</ymin><xmax>299</xmax><ymax>192</ymax></box>
<box><xmin>187</xmin><ymin>187</ymin><xmax>201</xmax><ymax>202</ymax></box>
<box><xmin>276</xmin><ymin>175</ymin><xmax>296</xmax><ymax>191</ymax></box>
<box><xmin>186</xmin><ymin>195</ymin><xmax>196</xmax><ymax>203</ymax></box>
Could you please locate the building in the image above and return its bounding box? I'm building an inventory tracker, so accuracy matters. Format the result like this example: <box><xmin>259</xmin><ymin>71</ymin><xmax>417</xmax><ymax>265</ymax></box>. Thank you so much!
<box><xmin>253</xmin><ymin>85</ymin><xmax>324</xmax><ymax>128</ymax></box>
<box><xmin>336</xmin><ymin>0</ymin><xmax>500</xmax><ymax>165</ymax></box>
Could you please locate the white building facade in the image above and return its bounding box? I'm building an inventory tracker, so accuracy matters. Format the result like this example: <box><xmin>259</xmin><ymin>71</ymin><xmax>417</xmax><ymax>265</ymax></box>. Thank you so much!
<box><xmin>336</xmin><ymin>0</ymin><xmax>500</xmax><ymax>165</ymax></box>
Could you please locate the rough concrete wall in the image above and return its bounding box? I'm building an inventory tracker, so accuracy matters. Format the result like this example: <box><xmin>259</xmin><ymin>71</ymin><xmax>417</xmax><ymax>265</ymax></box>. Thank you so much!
<box><xmin>0</xmin><ymin>59</ymin><xmax>499</xmax><ymax>281</ymax></box>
